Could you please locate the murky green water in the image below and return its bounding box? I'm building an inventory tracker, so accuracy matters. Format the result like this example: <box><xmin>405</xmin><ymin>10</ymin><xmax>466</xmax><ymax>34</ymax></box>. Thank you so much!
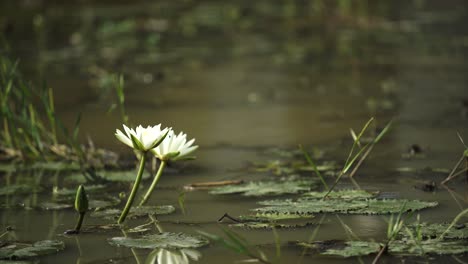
<box><xmin>1</xmin><ymin>0</ymin><xmax>468</xmax><ymax>263</ymax></box>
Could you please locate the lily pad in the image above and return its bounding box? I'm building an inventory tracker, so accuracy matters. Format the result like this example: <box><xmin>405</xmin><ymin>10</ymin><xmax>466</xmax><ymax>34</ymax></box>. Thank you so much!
<box><xmin>297</xmin><ymin>240</ymin><xmax>381</xmax><ymax>258</ymax></box>
<box><xmin>255</xmin><ymin>199</ymin><xmax>438</xmax><ymax>215</ymax></box>
<box><xmin>0</xmin><ymin>240</ymin><xmax>64</xmax><ymax>260</ymax></box>
<box><xmin>210</xmin><ymin>177</ymin><xmax>318</xmax><ymax>197</ymax></box>
<box><xmin>302</xmin><ymin>190</ymin><xmax>377</xmax><ymax>200</ymax></box>
<box><xmin>297</xmin><ymin>239</ymin><xmax>468</xmax><ymax>257</ymax></box>
<box><xmin>90</xmin><ymin>205</ymin><xmax>176</xmax><ymax>219</ymax></box>
<box><xmin>401</xmin><ymin>222</ymin><xmax>468</xmax><ymax>240</ymax></box>
<box><xmin>108</xmin><ymin>232</ymin><xmax>209</xmax><ymax>249</ymax></box>
<box><xmin>0</xmin><ymin>185</ymin><xmax>43</xmax><ymax>196</ymax></box>
<box><xmin>239</xmin><ymin>213</ymin><xmax>314</xmax><ymax>222</ymax></box>
<box><xmin>230</xmin><ymin>221</ymin><xmax>315</xmax><ymax>230</ymax></box>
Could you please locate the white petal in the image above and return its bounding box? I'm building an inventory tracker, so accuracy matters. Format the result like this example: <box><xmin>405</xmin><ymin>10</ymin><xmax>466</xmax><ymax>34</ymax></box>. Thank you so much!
<box><xmin>178</xmin><ymin>145</ymin><xmax>198</xmax><ymax>159</ymax></box>
<box><xmin>115</xmin><ymin>129</ymin><xmax>133</xmax><ymax>148</ymax></box>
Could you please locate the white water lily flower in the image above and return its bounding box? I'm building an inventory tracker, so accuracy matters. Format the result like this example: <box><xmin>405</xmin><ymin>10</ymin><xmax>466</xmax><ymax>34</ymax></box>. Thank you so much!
<box><xmin>115</xmin><ymin>124</ymin><xmax>169</xmax><ymax>152</ymax></box>
<box><xmin>151</xmin><ymin>130</ymin><xmax>198</xmax><ymax>161</ymax></box>
<box><xmin>146</xmin><ymin>249</ymin><xmax>201</xmax><ymax>264</ymax></box>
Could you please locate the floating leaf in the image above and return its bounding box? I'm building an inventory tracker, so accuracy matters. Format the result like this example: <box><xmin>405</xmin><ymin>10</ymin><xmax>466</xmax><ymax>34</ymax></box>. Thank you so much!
<box><xmin>90</xmin><ymin>205</ymin><xmax>175</xmax><ymax>219</ymax></box>
<box><xmin>350</xmin><ymin>199</ymin><xmax>438</xmax><ymax>215</ymax></box>
<box><xmin>230</xmin><ymin>221</ymin><xmax>315</xmax><ymax>230</ymax></box>
<box><xmin>0</xmin><ymin>185</ymin><xmax>43</xmax><ymax>196</ymax></box>
<box><xmin>297</xmin><ymin>241</ymin><xmax>381</xmax><ymax>258</ymax></box>
<box><xmin>108</xmin><ymin>232</ymin><xmax>209</xmax><ymax>249</ymax></box>
<box><xmin>302</xmin><ymin>190</ymin><xmax>377</xmax><ymax>200</ymax></box>
<box><xmin>256</xmin><ymin>199</ymin><xmax>437</xmax><ymax>215</ymax></box>
<box><xmin>401</xmin><ymin>222</ymin><xmax>468</xmax><ymax>240</ymax></box>
<box><xmin>0</xmin><ymin>240</ymin><xmax>64</xmax><ymax>260</ymax></box>
<box><xmin>239</xmin><ymin>213</ymin><xmax>314</xmax><ymax>222</ymax></box>
<box><xmin>210</xmin><ymin>177</ymin><xmax>318</xmax><ymax>197</ymax></box>
<box><xmin>297</xmin><ymin>239</ymin><xmax>468</xmax><ymax>257</ymax></box>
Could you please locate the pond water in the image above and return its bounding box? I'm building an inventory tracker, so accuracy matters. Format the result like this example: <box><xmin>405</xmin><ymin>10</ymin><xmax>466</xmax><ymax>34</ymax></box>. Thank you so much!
<box><xmin>1</xmin><ymin>0</ymin><xmax>468</xmax><ymax>263</ymax></box>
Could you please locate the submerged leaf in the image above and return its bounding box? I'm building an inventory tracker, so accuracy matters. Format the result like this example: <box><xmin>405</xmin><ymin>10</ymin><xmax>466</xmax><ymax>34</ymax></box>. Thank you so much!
<box><xmin>210</xmin><ymin>177</ymin><xmax>318</xmax><ymax>197</ymax></box>
<box><xmin>108</xmin><ymin>232</ymin><xmax>209</xmax><ymax>249</ymax></box>
<box><xmin>0</xmin><ymin>240</ymin><xmax>64</xmax><ymax>260</ymax></box>
<box><xmin>90</xmin><ymin>205</ymin><xmax>175</xmax><ymax>219</ymax></box>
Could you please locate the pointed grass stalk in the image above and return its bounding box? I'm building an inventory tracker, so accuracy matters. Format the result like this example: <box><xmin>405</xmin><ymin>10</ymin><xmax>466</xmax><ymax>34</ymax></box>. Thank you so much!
<box><xmin>441</xmin><ymin>152</ymin><xmax>468</xmax><ymax>184</ymax></box>
<box><xmin>372</xmin><ymin>202</ymin><xmax>412</xmax><ymax>264</ymax></box>
<box><xmin>437</xmin><ymin>208</ymin><xmax>468</xmax><ymax>241</ymax></box>
<box><xmin>299</xmin><ymin>144</ymin><xmax>329</xmax><ymax>190</ymax></box>
<box><xmin>118</xmin><ymin>154</ymin><xmax>147</xmax><ymax>224</ymax></box>
<box><xmin>323</xmin><ymin>118</ymin><xmax>392</xmax><ymax>199</ymax></box>
<box><xmin>139</xmin><ymin>160</ymin><xmax>166</xmax><ymax>206</ymax></box>
<box><xmin>198</xmin><ymin>228</ymin><xmax>271</xmax><ymax>264</ymax></box>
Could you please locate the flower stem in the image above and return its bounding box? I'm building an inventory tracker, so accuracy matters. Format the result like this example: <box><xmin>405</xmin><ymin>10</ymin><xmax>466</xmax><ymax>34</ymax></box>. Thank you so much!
<box><xmin>118</xmin><ymin>154</ymin><xmax>147</xmax><ymax>224</ymax></box>
<box><xmin>139</xmin><ymin>160</ymin><xmax>166</xmax><ymax>206</ymax></box>
<box><xmin>74</xmin><ymin>212</ymin><xmax>85</xmax><ymax>232</ymax></box>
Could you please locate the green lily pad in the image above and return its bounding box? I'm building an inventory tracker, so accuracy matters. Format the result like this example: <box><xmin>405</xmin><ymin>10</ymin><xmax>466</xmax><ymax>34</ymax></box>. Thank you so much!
<box><xmin>210</xmin><ymin>177</ymin><xmax>318</xmax><ymax>197</ymax></box>
<box><xmin>90</xmin><ymin>205</ymin><xmax>175</xmax><ymax>219</ymax></box>
<box><xmin>108</xmin><ymin>232</ymin><xmax>209</xmax><ymax>249</ymax></box>
<box><xmin>255</xmin><ymin>199</ymin><xmax>437</xmax><ymax>215</ymax></box>
<box><xmin>401</xmin><ymin>222</ymin><xmax>468</xmax><ymax>240</ymax></box>
<box><xmin>0</xmin><ymin>185</ymin><xmax>43</xmax><ymax>196</ymax></box>
<box><xmin>0</xmin><ymin>240</ymin><xmax>64</xmax><ymax>260</ymax></box>
<box><xmin>239</xmin><ymin>213</ymin><xmax>314</xmax><ymax>222</ymax></box>
<box><xmin>297</xmin><ymin>240</ymin><xmax>381</xmax><ymax>258</ymax></box>
<box><xmin>230</xmin><ymin>221</ymin><xmax>316</xmax><ymax>230</ymax></box>
<box><xmin>302</xmin><ymin>190</ymin><xmax>377</xmax><ymax>200</ymax></box>
<box><xmin>297</xmin><ymin>239</ymin><xmax>468</xmax><ymax>257</ymax></box>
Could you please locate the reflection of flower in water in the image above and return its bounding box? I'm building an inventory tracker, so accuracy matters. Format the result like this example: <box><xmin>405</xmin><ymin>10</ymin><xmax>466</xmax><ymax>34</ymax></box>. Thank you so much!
<box><xmin>146</xmin><ymin>248</ymin><xmax>201</xmax><ymax>264</ymax></box>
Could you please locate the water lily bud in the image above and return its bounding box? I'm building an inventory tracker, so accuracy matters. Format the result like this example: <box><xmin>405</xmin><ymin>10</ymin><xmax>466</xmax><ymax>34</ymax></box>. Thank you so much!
<box><xmin>74</xmin><ymin>185</ymin><xmax>88</xmax><ymax>214</ymax></box>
